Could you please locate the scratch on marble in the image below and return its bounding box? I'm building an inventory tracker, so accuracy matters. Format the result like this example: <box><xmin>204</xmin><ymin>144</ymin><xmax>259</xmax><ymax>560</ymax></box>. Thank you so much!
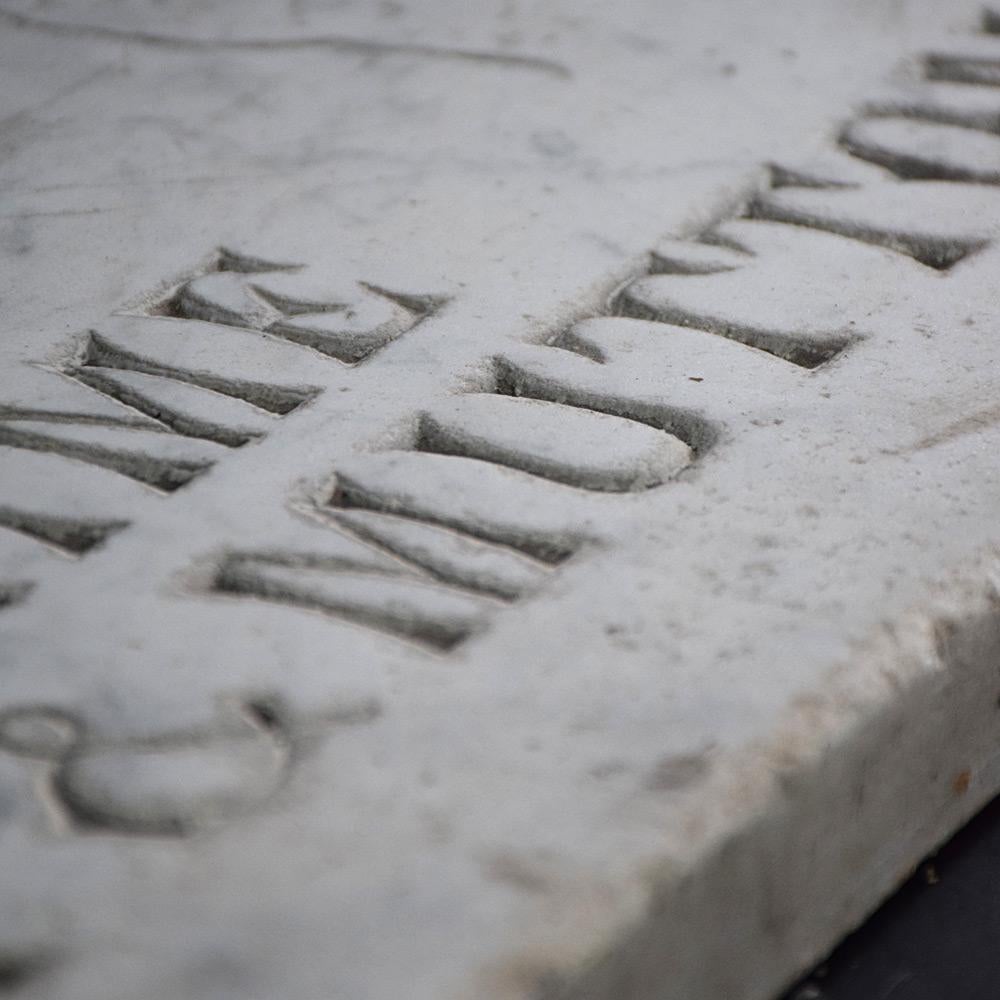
<box><xmin>907</xmin><ymin>403</ymin><xmax>1000</xmax><ymax>453</ymax></box>
<box><xmin>0</xmin><ymin>7</ymin><xmax>572</xmax><ymax>79</ymax></box>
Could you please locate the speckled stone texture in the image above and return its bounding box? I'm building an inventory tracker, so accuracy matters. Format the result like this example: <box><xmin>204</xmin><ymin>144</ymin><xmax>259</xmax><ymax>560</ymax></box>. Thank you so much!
<box><xmin>3</xmin><ymin>2</ymin><xmax>1000</xmax><ymax>999</ymax></box>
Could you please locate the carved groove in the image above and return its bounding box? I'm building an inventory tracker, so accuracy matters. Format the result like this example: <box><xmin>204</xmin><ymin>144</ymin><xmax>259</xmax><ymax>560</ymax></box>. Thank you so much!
<box><xmin>0</xmin><ymin>581</ymin><xmax>33</xmax><ymax>610</ymax></box>
<box><xmin>746</xmin><ymin>195</ymin><xmax>986</xmax><ymax>271</ymax></box>
<box><xmin>840</xmin><ymin>117</ymin><xmax>1000</xmax><ymax>184</ymax></box>
<box><xmin>213</xmin><ymin>551</ymin><xmax>491</xmax><ymax>651</ymax></box>
<box><xmin>924</xmin><ymin>53</ymin><xmax>1000</xmax><ymax>87</ymax></box>
<box><xmin>334</xmin><ymin>475</ymin><xmax>575</xmax><ymax>565</ymax></box>
<box><xmin>151</xmin><ymin>248</ymin><xmax>446</xmax><ymax>364</ymax></box>
<box><xmin>208</xmin><ymin>422</ymin><xmax>590</xmax><ymax>647</ymax></box>
<box><xmin>766</xmin><ymin>163</ymin><xmax>855</xmax><ymax>190</ymax></box>
<box><xmin>0</xmin><ymin>322</ymin><xmax>323</xmax><ymax>556</ymax></box>
<box><xmin>266</xmin><ymin>287</ymin><xmax>444</xmax><ymax>363</ymax></box>
<box><xmin>331</xmin><ymin>511</ymin><xmax>547</xmax><ymax>601</ymax></box>
<box><xmin>0</xmin><ymin>506</ymin><xmax>129</xmax><ymax>555</ymax></box>
<box><xmin>214</xmin><ymin>247</ymin><xmax>300</xmax><ymax>274</ymax></box>
<box><xmin>68</xmin><ymin>367</ymin><xmax>261</xmax><ymax>448</ymax></box>
<box><xmin>0</xmin><ymin>699</ymin><xmax>292</xmax><ymax>836</ymax></box>
<box><xmin>0</xmin><ymin>698</ymin><xmax>386</xmax><ymax>837</ymax></box>
<box><xmin>80</xmin><ymin>332</ymin><xmax>317</xmax><ymax>416</ymax></box>
<box><xmin>984</xmin><ymin>9</ymin><xmax>1000</xmax><ymax>35</ymax></box>
<box><xmin>612</xmin><ymin>286</ymin><xmax>850</xmax><ymax>369</ymax></box>
<box><xmin>545</xmin><ymin>327</ymin><xmax>608</xmax><ymax>363</ymax></box>
<box><xmin>0</xmin><ymin>422</ymin><xmax>212</xmax><ymax>492</ymax></box>
<box><xmin>647</xmin><ymin>252</ymin><xmax>738</xmax><ymax>276</ymax></box>
<box><xmin>540</xmin><ymin>200</ymin><xmax>854</xmax><ymax>370</ymax></box>
<box><xmin>864</xmin><ymin>98</ymin><xmax>1000</xmax><ymax>137</ymax></box>
<box><xmin>413</xmin><ymin>405</ymin><xmax>691</xmax><ymax>493</ymax></box>
<box><xmin>0</xmin><ymin>406</ymin><xmax>152</xmax><ymax>429</ymax></box>
<box><xmin>491</xmin><ymin>357</ymin><xmax>718</xmax><ymax>453</ymax></box>
<box><xmin>0</xmin><ymin>951</ymin><xmax>52</xmax><ymax>993</ymax></box>
<box><xmin>331</xmin><ymin>471</ymin><xmax>577</xmax><ymax>566</ymax></box>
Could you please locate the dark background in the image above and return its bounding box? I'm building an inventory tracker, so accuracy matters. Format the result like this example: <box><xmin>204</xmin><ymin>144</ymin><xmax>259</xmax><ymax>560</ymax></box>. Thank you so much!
<box><xmin>781</xmin><ymin>795</ymin><xmax>1000</xmax><ymax>1000</ymax></box>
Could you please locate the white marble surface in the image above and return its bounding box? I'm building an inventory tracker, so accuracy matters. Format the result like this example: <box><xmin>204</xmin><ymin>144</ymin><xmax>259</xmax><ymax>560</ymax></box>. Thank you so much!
<box><xmin>3</xmin><ymin>2</ymin><xmax>1000</xmax><ymax>998</ymax></box>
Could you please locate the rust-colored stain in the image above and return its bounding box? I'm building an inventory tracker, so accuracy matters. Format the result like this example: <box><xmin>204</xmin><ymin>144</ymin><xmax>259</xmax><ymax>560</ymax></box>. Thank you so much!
<box><xmin>952</xmin><ymin>769</ymin><xmax>972</xmax><ymax>795</ymax></box>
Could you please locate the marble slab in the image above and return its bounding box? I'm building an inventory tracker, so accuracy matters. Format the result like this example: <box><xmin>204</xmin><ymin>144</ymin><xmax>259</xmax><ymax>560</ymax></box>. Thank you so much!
<box><xmin>4</xmin><ymin>2</ymin><xmax>1000</xmax><ymax>999</ymax></box>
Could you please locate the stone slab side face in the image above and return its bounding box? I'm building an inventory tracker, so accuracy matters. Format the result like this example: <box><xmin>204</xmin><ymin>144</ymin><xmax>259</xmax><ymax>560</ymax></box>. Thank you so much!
<box><xmin>4</xmin><ymin>2</ymin><xmax>1000</xmax><ymax>998</ymax></box>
